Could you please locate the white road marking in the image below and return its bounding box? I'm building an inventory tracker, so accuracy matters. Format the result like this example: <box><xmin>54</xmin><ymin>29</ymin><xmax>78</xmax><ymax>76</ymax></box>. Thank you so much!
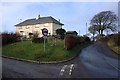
<box><xmin>60</xmin><ymin>65</ymin><xmax>67</xmax><ymax>76</ymax></box>
<box><xmin>60</xmin><ymin>64</ymin><xmax>75</xmax><ymax>76</ymax></box>
<box><xmin>69</xmin><ymin>64</ymin><xmax>75</xmax><ymax>75</ymax></box>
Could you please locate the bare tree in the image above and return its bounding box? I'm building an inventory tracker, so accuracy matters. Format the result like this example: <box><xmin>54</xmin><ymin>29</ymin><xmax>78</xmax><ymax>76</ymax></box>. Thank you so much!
<box><xmin>90</xmin><ymin>11</ymin><xmax>118</xmax><ymax>37</ymax></box>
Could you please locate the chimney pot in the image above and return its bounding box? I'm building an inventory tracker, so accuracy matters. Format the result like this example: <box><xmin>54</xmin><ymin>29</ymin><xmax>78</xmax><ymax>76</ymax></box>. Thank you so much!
<box><xmin>59</xmin><ymin>19</ymin><xmax>60</xmax><ymax>22</ymax></box>
<box><xmin>36</xmin><ymin>15</ymin><xmax>40</xmax><ymax>20</ymax></box>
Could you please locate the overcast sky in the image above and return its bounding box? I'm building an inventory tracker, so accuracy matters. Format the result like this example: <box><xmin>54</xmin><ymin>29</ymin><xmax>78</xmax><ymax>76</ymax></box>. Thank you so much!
<box><xmin>1</xmin><ymin>1</ymin><xmax>119</xmax><ymax>35</ymax></box>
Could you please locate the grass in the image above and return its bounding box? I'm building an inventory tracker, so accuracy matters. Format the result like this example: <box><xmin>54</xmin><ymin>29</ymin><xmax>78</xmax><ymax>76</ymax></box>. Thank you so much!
<box><xmin>107</xmin><ymin>41</ymin><xmax>120</xmax><ymax>55</ymax></box>
<box><xmin>2</xmin><ymin>39</ymin><xmax>90</xmax><ymax>62</ymax></box>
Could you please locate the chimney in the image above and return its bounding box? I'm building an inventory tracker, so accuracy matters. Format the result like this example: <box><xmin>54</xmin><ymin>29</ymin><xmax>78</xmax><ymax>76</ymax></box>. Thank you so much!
<box><xmin>59</xmin><ymin>19</ymin><xmax>60</xmax><ymax>22</ymax></box>
<box><xmin>36</xmin><ymin>15</ymin><xmax>40</xmax><ymax>20</ymax></box>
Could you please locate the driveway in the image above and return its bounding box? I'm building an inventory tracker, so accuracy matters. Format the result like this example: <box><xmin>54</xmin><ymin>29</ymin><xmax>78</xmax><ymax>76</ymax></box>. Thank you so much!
<box><xmin>80</xmin><ymin>42</ymin><xmax>120</xmax><ymax>78</ymax></box>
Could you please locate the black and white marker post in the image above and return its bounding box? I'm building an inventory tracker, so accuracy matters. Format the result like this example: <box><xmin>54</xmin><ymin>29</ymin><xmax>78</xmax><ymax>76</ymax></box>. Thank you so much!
<box><xmin>42</xmin><ymin>28</ymin><xmax>48</xmax><ymax>52</ymax></box>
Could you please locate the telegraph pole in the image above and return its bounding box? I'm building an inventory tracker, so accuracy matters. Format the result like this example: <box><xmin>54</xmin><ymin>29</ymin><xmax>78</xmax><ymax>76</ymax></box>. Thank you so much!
<box><xmin>86</xmin><ymin>22</ymin><xmax>87</xmax><ymax>35</ymax></box>
<box><xmin>79</xmin><ymin>30</ymin><xmax>80</xmax><ymax>36</ymax></box>
<box><xmin>20</xmin><ymin>19</ymin><xmax>22</xmax><ymax>23</ymax></box>
<box><xmin>118</xmin><ymin>1</ymin><xmax>120</xmax><ymax>33</ymax></box>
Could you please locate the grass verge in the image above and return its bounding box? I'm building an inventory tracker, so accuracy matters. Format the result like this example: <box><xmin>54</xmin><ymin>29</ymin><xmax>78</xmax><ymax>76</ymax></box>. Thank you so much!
<box><xmin>107</xmin><ymin>41</ymin><xmax>120</xmax><ymax>55</ymax></box>
<box><xmin>2</xmin><ymin>40</ymin><xmax>90</xmax><ymax>62</ymax></box>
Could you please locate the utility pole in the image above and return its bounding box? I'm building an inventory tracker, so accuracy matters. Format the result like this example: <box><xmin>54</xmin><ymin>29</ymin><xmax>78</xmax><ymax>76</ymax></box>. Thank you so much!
<box><xmin>118</xmin><ymin>1</ymin><xmax>120</xmax><ymax>33</ymax></box>
<box><xmin>79</xmin><ymin>30</ymin><xmax>80</xmax><ymax>36</ymax></box>
<box><xmin>20</xmin><ymin>19</ymin><xmax>22</xmax><ymax>23</ymax></box>
<box><xmin>86</xmin><ymin>22</ymin><xmax>87</xmax><ymax>35</ymax></box>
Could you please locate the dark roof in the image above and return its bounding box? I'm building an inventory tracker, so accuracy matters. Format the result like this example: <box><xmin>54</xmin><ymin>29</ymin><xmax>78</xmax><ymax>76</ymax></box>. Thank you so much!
<box><xmin>66</xmin><ymin>31</ymin><xmax>78</xmax><ymax>34</ymax></box>
<box><xmin>15</xmin><ymin>16</ymin><xmax>64</xmax><ymax>26</ymax></box>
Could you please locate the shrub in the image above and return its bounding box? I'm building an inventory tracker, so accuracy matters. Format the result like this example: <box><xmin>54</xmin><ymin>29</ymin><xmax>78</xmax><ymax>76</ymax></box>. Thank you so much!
<box><xmin>2</xmin><ymin>32</ymin><xmax>20</xmax><ymax>46</ymax></box>
<box><xmin>79</xmin><ymin>36</ymin><xmax>84</xmax><ymax>43</ymax></box>
<box><xmin>64</xmin><ymin>34</ymin><xmax>80</xmax><ymax>50</ymax></box>
<box><xmin>103</xmin><ymin>36</ymin><xmax>110</xmax><ymax>42</ymax></box>
<box><xmin>96</xmin><ymin>33</ymin><xmax>120</xmax><ymax>45</ymax></box>
<box><xmin>56</xmin><ymin>28</ymin><xmax>66</xmax><ymax>39</ymax></box>
<box><xmin>29</xmin><ymin>33</ymin><xmax>33</xmax><ymax>39</ymax></box>
<box><xmin>32</xmin><ymin>37</ymin><xmax>47</xmax><ymax>43</ymax></box>
<box><xmin>83</xmin><ymin>36</ymin><xmax>91</xmax><ymax>42</ymax></box>
<box><xmin>110</xmin><ymin>33</ymin><xmax>120</xmax><ymax>46</ymax></box>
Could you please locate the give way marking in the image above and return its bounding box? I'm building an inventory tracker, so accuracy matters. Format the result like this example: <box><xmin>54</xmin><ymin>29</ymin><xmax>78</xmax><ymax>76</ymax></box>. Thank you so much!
<box><xmin>59</xmin><ymin>64</ymin><xmax>75</xmax><ymax>76</ymax></box>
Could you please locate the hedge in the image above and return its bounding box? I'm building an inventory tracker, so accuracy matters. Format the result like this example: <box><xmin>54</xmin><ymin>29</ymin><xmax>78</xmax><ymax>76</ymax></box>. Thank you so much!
<box><xmin>110</xmin><ymin>33</ymin><xmax>120</xmax><ymax>46</ymax></box>
<box><xmin>2</xmin><ymin>32</ymin><xmax>20</xmax><ymax>46</ymax></box>
<box><xmin>32</xmin><ymin>37</ymin><xmax>47</xmax><ymax>43</ymax></box>
<box><xmin>64</xmin><ymin>34</ymin><xmax>80</xmax><ymax>50</ymax></box>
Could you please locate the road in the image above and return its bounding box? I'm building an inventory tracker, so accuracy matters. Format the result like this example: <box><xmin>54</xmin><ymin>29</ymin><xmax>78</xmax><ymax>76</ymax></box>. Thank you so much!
<box><xmin>80</xmin><ymin>42</ymin><xmax>120</xmax><ymax>78</ymax></box>
<box><xmin>2</xmin><ymin>42</ymin><xmax>120</xmax><ymax>78</ymax></box>
<box><xmin>2</xmin><ymin>55</ymin><xmax>90</xmax><ymax>78</ymax></box>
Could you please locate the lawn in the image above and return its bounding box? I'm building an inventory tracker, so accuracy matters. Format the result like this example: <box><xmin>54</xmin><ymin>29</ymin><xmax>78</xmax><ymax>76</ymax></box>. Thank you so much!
<box><xmin>2</xmin><ymin>39</ymin><xmax>90</xmax><ymax>62</ymax></box>
<box><xmin>107</xmin><ymin>41</ymin><xmax>120</xmax><ymax>55</ymax></box>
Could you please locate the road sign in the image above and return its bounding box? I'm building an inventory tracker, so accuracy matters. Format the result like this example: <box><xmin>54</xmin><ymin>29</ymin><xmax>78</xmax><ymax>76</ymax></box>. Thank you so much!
<box><xmin>42</xmin><ymin>28</ymin><xmax>48</xmax><ymax>36</ymax></box>
<box><xmin>43</xmin><ymin>36</ymin><xmax>47</xmax><ymax>52</ymax></box>
<box><xmin>42</xmin><ymin>28</ymin><xmax>48</xmax><ymax>52</ymax></box>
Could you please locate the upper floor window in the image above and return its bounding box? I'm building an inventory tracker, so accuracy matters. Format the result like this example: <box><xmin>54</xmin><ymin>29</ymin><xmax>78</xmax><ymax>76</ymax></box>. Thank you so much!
<box><xmin>26</xmin><ymin>25</ymin><xmax>30</xmax><ymax>29</ymax></box>
<box><xmin>44</xmin><ymin>23</ymin><xmax>48</xmax><ymax>27</ymax></box>
<box><xmin>35</xmin><ymin>24</ymin><xmax>40</xmax><ymax>28</ymax></box>
<box><xmin>19</xmin><ymin>27</ymin><xmax>22</xmax><ymax>29</ymax></box>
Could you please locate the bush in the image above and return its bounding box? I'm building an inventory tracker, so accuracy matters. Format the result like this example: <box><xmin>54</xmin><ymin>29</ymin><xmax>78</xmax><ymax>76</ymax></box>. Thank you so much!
<box><xmin>2</xmin><ymin>32</ymin><xmax>20</xmax><ymax>46</ymax></box>
<box><xmin>29</xmin><ymin>33</ymin><xmax>33</xmax><ymax>39</ymax></box>
<box><xmin>79</xmin><ymin>36</ymin><xmax>91</xmax><ymax>43</ymax></box>
<box><xmin>32</xmin><ymin>37</ymin><xmax>47</xmax><ymax>43</ymax></box>
<box><xmin>96</xmin><ymin>36</ymin><xmax>107</xmax><ymax>42</ymax></box>
<box><xmin>64</xmin><ymin>34</ymin><xmax>80</xmax><ymax>50</ymax></box>
<box><xmin>96</xmin><ymin>33</ymin><xmax>120</xmax><ymax>45</ymax></box>
<box><xmin>110</xmin><ymin>33</ymin><xmax>120</xmax><ymax>46</ymax></box>
<box><xmin>83</xmin><ymin>36</ymin><xmax>91</xmax><ymax>42</ymax></box>
<box><xmin>79</xmin><ymin>36</ymin><xmax>84</xmax><ymax>43</ymax></box>
<box><xmin>96</xmin><ymin>37</ymin><xmax>104</xmax><ymax>42</ymax></box>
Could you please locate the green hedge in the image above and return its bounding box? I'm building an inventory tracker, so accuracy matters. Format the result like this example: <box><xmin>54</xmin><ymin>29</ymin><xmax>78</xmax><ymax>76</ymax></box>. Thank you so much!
<box><xmin>32</xmin><ymin>37</ymin><xmax>47</xmax><ymax>43</ymax></box>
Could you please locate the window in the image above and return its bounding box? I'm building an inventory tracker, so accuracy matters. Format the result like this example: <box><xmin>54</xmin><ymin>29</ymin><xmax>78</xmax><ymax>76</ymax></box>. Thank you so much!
<box><xmin>35</xmin><ymin>24</ymin><xmax>40</xmax><ymax>28</ymax></box>
<box><xmin>44</xmin><ymin>23</ymin><xmax>48</xmax><ymax>27</ymax></box>
<box><xmin>19</xmin><ymin>27</ymin><xmax>22</xmax><ymax>29</ymax></box>
<box><xmin>26</xmin><ymin>25</ymin><xmax>30</xmax><ymax>29</ymax></box>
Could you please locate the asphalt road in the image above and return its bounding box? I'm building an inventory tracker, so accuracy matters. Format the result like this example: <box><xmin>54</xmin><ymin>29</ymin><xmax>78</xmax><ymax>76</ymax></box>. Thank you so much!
<box><xmin>2</xmin><ymin>55</ymin><xmax>90</xmax><ymax>78</ymax></box>
<box><xmin>2</xmin><ymin>42</ymin><xmax>120</xmax><ymax>78</ymax></box>
<box><xmin>80</xmin><ymin>42</ymin><xmax>120</xmax><ymax>78</ymax></box>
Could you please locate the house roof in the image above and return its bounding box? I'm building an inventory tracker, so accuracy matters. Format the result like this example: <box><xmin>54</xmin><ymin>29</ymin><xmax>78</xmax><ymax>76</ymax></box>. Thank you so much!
<box><xmin>15</xmin><ymin>16</ymin><xmax>64</xmax><ymax>26</ymax></box>
<box><xmin>66</xmin><ymin>31</ymin><xmax>78</xmax><ymax>34</ymax></box>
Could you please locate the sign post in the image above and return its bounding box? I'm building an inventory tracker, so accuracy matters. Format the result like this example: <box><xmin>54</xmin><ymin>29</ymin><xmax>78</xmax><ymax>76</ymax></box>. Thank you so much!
<box><xmin>42</xmin><ymin>28</ymin><xmax>48</xmax><ymax>52</ymax></box>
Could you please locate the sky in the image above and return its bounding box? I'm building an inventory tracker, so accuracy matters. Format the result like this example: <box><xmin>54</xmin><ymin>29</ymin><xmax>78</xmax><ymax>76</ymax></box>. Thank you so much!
<box><xmin>0</xmin><ymin>1</ymin><xmax>119</xmax><ymax>36</ymax></box>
